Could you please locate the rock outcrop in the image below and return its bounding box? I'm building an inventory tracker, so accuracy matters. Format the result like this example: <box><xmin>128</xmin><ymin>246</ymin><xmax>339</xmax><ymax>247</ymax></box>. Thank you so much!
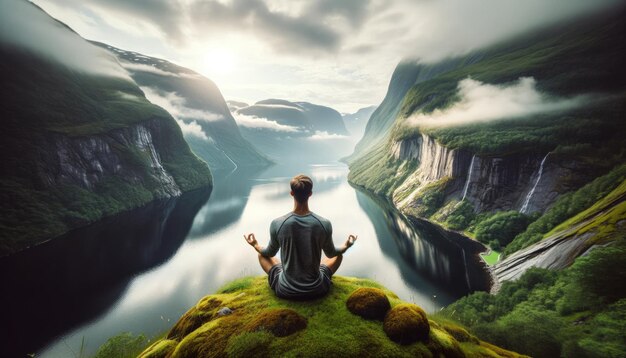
<box><xmin>139</xmin><ymin>276</ymin><xmax>526</xmax><ymax>358</ymax></box>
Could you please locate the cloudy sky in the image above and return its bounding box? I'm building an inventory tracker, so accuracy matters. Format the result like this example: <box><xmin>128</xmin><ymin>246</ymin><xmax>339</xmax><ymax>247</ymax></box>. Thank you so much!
<box><xmin>33</xmin><ymin>0</ymin><xmax>621</xmax><ymax>113</ymax></box>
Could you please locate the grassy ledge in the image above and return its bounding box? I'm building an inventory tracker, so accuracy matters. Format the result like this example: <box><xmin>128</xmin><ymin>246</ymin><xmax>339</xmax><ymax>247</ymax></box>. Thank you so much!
<box><xmin>137</xmin><ymin>276</ymin><xmax>526</xmax><ymax>358</ymax></box>
<box><xmin>480</xmin><ymin>251</ymin><xmax>501</xmax><ymax>266</ymax></box>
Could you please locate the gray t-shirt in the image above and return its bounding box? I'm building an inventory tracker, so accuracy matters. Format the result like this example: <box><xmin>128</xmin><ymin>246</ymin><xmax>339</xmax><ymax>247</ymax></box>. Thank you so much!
<box><xmin>260</xmin><ymin>212</ymin><xmax>341</xmax><ymax>298</ymax></box>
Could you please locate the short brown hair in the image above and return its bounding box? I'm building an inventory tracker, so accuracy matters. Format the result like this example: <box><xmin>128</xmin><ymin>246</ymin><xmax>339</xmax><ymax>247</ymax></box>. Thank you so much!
<box><xmin>290</xmin><ymin>174</ymin><xmax>313</xmax><ymax>203</ymax></box>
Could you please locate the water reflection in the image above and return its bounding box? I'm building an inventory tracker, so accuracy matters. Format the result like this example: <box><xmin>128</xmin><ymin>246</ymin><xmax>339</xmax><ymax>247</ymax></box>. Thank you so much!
<box><xmin>356</xmin><ymin>191</ymin><xmax>490</xmax><ymax>298</ymax></box>
<box><xmin>0</xmin><ymin>188</ymin><xmax>211</xmax><ymax>357</ymax></box>
<box><xmin>187</xmin><ymin>167</ymin><xmax>263</xmax><ymax>238</ymax></box>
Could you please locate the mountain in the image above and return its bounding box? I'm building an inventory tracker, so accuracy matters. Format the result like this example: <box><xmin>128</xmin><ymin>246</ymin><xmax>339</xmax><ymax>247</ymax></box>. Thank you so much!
<box><xmin>348</xmin><ymin>5</ymin><xmax>626</xmax><ymax>274</ymax></box>
<box><xmin>232</xmin><ymin>99</ymin><xmax>353</xmax><ymax>163</ymax></box>
<box><xmin>342</xmin><ymin>105</ymin><xmax>377</xmax><ymax>142</ymax></box>
<box><xmin>236</xmin><ymin>99</ymin><xmax>348</xmax><ymax>134</ymax></box>
<box><xmin>93</xmin><ymin>42</ymin><xmax>270</xmax><ymax>171</ymax></box>
<box><xmin>226</xmin><ymin>100</ymin><xmax>249</xmax><ymax>112</ymax></box>
<box><xmin>0</xmin><ymin>0</ymin><xmax>212</xmax><ymax>255</ymax></box>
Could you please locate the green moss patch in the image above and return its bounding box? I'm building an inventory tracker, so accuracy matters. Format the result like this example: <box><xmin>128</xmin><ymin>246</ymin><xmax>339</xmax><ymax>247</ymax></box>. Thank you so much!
<box><xmin>246</xmin><ymin>308</ymin><xmax>307</xmax><ymax>337</ymax></box>
<box><xmin>138</xmin><ymin>339</ymin><xmax>177</xmax><ymax>358</ymax></box>
<box><xmin>140</xmin><ymin>276</ymin><xmax>525</xmax><ymax>357</ymax></box>
<box><xmin>346</xmin><ymin>287</ymin><xmax>391</xmax><ymax>320</ymax></box>
<box><xmin>166</xmin><ymin>297</ymin><xmax>222</xmax><ymax>340</ymax></box>
<box><xmin>383</xmin><ymin>303</ymin><xmax>430</xmax><ymax>345</ymax></box>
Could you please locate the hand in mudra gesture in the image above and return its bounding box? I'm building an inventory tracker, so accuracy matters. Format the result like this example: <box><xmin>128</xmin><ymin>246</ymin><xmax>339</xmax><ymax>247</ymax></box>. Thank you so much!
<box><xmin>345</xmin><ymin>234</ymin><xmax>357</xmax><ymax>249</ymax></box>
<box><xmin>244</xmin><ymin>233</ymin><xmax>258</xmax><ymax>247</ymax></box>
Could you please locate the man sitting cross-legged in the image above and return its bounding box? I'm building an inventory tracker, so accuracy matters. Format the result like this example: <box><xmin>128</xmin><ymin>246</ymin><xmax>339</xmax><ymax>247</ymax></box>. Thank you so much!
<box><xmin>244</xmin><ymin>174</ymin><xmax>357</xmax><ymax>300</ymax></box>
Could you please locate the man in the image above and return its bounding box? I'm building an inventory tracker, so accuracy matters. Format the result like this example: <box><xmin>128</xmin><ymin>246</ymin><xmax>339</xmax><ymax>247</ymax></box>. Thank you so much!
<box><xmin>244</xmin><ymin>174</ymin><xmax>357</xmax><ymax>299</ymax></box>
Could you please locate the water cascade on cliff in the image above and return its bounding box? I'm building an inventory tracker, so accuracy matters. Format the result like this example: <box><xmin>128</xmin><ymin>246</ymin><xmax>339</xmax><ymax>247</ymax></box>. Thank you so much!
<box><xmin>461</xmin><ymin>155</ymin><xmax>476</xmax><ymax>201</ymax></box>
<box><xmin>520</xmin><ymin>153</ymin><xmax>550</xmax><ymax>214</ymax></box>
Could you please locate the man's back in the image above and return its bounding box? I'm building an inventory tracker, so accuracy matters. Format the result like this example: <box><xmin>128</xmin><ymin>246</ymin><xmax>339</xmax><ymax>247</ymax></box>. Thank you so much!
<box><xmin>245</xmin><ymin>173</ymin><xmax>356</xmax><ymax>300</ymax></box>
<box><xmin>261</xmin><ymin>212</ymin><xmax>340</xmax><ymax>298</ymax></box>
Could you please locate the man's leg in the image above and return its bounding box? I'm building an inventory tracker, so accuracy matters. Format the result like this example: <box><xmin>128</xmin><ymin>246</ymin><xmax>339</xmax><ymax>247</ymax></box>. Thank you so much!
<box><xmin>321</xmin><ymin>254</ymin><xmax>343</xmax><ymax>275</ymax></box>
<box><xmin>258</xmin><ymin>253</ymin><xmax>280</xmax><ymax>274</ymax></box>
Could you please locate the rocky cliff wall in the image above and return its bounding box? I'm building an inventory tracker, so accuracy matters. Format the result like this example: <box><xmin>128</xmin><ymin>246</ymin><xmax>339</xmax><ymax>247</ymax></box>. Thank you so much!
<box><xmin>38</xmin><ymin>118</ymin><xmax>183</xmax><ymax>198</ymax></box>
<box><xmin>391</xmin><ymin>134</ymin><xmax>577</xmax><ymax>214</ymax></box>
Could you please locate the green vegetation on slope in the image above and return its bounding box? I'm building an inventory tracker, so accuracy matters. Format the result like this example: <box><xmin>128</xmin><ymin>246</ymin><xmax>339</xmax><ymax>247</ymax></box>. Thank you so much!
<box><xmin>440</xmin><ymin>239</ymin><xmax>626</xmax><ymax>358</ymax></box>
<box><xmin>135</xmin><ymin>276</ymin><xmax>525</xmax><ymax>358</ymax></box>
<box><xmin>348</xmin><ymin>142</ymin><xmax>417</xmax><ymax>196</ymax></box>
<box><xmin>474</xmin><ymin>211</ymin><xmax>533</xmax><ymax>251</ymax></box>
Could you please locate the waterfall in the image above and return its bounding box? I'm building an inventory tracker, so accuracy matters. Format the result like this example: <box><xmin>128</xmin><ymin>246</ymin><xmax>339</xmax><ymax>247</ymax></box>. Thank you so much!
<box><xmin>461</xmin><ymin>155</ymin><xmax>476</xmax><ymax>201</ymax></box>
<box><xmin>520</xmin><ymin>153</ymin><xmax>550</xmax><ymax>214</ymax></box>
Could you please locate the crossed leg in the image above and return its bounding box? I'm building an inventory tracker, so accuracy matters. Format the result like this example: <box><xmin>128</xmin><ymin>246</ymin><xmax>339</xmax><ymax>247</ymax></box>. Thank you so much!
<box><xmin>321</xmin><ymin>254</ymin><xmax>343</xmax><ymax>274</ymax></box>
<box><xmin>258</xmin><ymin>253</ymin><xmax>280</xmax><ymax>274</ymax></box>
<box><xmin>259</xmin><ymin>253</ymin><xmax>343</xmax><ymax>275</ymax></box>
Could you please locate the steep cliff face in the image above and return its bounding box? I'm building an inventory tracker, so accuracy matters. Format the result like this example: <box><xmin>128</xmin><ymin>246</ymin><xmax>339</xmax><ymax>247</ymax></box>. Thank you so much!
<box><xmin>390</xmin><ymin>135</ymin><xmax>578</xmax><ymax>214</ymax></box>
<box><xmin>39</xmin><ymin>119</ymin><xmax>184</xmax><ymax>198</ymax></box>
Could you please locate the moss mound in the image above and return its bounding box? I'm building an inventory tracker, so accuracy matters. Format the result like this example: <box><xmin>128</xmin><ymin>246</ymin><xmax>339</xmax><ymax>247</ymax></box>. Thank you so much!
<box><xmin>166</xmin><ymin>297</ymin><xmax>222</xmax><ymax>340</ymax></box>
<box><xmin>346</xmin><ymin>287</ymin><xmax>391</xmax><ymax>320</ymax></box>
<box><xmin>246</xmin><ymin>308</ymin><xmax>307</xmax><ymax>337</ymax></box>
<box><xmin>138</xmin><ymin>339</ymin><xmax>177</xmax><ymax>358</ymax></box>
<box><xmin>139</xmin><ymin>276</ymin><xmax>527</xmax><ymax>357</ymax></box>
<box><xmin>383</xmin><ymin>303</ymin><xmax>430</xmax><ymax>344</ymax></box>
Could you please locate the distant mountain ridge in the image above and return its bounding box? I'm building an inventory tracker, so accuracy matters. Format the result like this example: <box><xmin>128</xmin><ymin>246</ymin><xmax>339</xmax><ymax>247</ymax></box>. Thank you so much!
<box><xmin>232</xmin><ymin>98</ymin><xmax>353</xmax><ymax>162</ymax></box>
<box><xmin>236</xmin><ymin>98</ymin><xmax>348</xmax><ymax>135</ymax></box>
<box><xmin>342</xmin><ymin>105</ymin><xmax>377</xmax><ymax>141</ymax></box>
<box><xmin>93</xmin><ymin>42</ymin><xmax>271</xmax><ymax>170</ymax></box>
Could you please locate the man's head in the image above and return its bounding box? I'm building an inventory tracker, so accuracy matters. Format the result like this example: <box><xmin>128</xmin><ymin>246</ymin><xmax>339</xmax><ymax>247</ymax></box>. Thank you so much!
<box><xmin>290</xmin><ymin>174</ymin><xmax>313</xmax><ymax>203</ymax></box>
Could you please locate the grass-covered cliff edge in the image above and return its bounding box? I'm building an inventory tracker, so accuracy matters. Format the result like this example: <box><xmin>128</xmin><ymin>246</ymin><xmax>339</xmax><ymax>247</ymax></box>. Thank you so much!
<box><xmin>112</xmin><ymin>276</ymin><xmax>525</xmax><ymax>358</ymax></box>
<box><xmin>0</xmin><ymin>2</ymin><xmax>212</xmax><ymax>255</ymax></box>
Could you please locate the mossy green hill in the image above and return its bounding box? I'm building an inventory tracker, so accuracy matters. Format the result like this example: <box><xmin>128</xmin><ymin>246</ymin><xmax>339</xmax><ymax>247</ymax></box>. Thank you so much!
<box><xmin>139</xmin><ymin>276</ymin><xmax>526</xmax><ymax>358</ymax></box>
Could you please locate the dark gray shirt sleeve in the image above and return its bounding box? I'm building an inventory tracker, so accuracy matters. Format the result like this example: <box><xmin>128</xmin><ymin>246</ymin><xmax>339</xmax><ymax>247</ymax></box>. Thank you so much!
<box><xmin>321</xmin><ymin>221</ymin><xmax>342</xmax><ymax>258</ymax></box>
<box><xmin>260</xmin><ymin>220</ymin><xmax>280</xmax><ymax>257</ymax></box>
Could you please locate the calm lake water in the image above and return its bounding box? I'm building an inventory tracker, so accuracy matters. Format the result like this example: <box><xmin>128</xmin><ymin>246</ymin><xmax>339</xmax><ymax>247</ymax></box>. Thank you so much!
<box><xmin>0</xmin><ymin>163</ymin><xmax>490</xmax><ymax>357</ymax></box>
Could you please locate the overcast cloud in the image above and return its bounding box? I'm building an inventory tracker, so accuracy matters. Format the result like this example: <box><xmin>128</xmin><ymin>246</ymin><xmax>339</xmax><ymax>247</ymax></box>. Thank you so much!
<box><xmin>0</xmin><ymin>0</ymin><xmax>130</xmax><ymax>79</ymax></box>
<box><xmin>233</xmin><ymin>113</ymin><xmax>301</xmax><ymax>132</ymax></box>
<box><xmin>31</xmin><ymin>0</ymin><xmax>624</xmax><ymax>112</ymax></box>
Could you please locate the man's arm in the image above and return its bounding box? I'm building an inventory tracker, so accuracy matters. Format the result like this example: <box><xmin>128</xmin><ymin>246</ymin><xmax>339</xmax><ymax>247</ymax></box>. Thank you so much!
<box><xmin>244</xmin><ymin>230</ymin><xmax>279</xmax><ymax>257</ymax></box>
<box><xmin>322</xmin><ymin>222</ymin><xmax>357</xmax><ymax>257</ymax></box>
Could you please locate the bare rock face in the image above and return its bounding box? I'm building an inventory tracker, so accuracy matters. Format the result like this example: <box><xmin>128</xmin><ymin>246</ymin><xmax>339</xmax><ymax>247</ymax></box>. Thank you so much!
<box><xmin>38</xmin><ymin>119</ymin><xmax>182</xmax><ymax>198</ymax></box>
<box><xmin>391</xmin><ymin>134</ymin><xmax>583</xmax><ymax>214</ymax></box>
<box><xmin>492</xmin><ymin>230</ymin><xmax>595</xmax><ymax>291</ymax></box>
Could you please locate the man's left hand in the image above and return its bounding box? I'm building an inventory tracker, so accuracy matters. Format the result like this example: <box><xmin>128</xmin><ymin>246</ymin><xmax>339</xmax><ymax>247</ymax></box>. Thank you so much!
<box><xmin>244</xmin><ymin>233</ymin><xmax>258</xmax><ymax>247</ymax></box>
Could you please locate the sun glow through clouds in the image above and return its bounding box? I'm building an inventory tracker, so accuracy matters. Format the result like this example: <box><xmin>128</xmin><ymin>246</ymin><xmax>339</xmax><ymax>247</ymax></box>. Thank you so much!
<box><xmin>200</xmin><ymin>48</ymin><xmax>236</xmax><ymax>77</ymax></box>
